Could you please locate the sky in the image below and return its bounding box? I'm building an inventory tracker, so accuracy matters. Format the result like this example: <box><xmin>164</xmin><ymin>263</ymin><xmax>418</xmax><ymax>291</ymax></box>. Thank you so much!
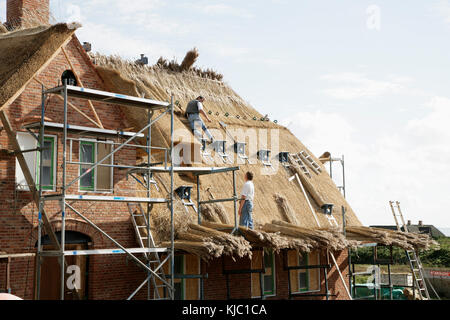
<box><xmin>1</xmin><ymin>0</ymin><xmax>449</xmax><ymax>229</ymax></box>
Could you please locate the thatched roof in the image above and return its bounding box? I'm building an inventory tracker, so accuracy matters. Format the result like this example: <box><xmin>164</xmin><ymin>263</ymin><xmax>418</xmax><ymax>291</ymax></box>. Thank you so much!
<box><xmin>94</xmin><ymin>54</ymin><xmax>362</xmax><ymax>229</ymax></box>
<box><xmin>1</xmin><ymin>24</ymin><xmax>436</xmax><ymax>259</ymax></box>
<box><xmin>92</xmin><ymin>53</ymin><xmax>442</xmax><ymax>258</ymax></box>
<box><xmin>0</xmin><ymin>23</ymin><xmax>79</xmax><ymax>109</ymax></box>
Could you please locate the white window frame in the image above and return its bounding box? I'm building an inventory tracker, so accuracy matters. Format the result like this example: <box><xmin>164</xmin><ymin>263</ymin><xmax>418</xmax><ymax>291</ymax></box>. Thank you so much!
<box><xmin>15</xmin><ymin>132</ymin><xmax>57</xmax><ymax>192</ymax></box>
<box><xmin>78</xmin><ymin>138</ymin><xmax>114</xmax><ymax>193</ymax></box>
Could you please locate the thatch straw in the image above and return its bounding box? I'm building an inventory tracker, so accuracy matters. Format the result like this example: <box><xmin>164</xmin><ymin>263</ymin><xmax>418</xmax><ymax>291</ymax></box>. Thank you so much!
<box><xmin>200</xmin><ymin>205</ymin><xmax>221</xmax><ymax>223</ymax></box>
<box><xmin>180</xmin><ymin>48</ymin><xmax>199</xmax><ymax>71</ymax></box>
<box><xmin>345</xmin><ymin>226</ymin><xmax>438</xmax><ymax>250</ymax></box>
<box><xmin>0</xmin><ymin>24</ymin><xmax>78</xmax><ymax>108</ymax></box>
<box><xmin>202</xmin><ymin>221</ymin><xmax>319</xmax><ymax>253</ymax></box>
<box><xmin>288</xmin><ymin>159</ymin><xmax>329</xmax><ymax>208</ymax></box>
<box><xmin>161</xmin><ymin>240</ymin><xmax>224</xmax><ymax>261</ymax></box>
<box><xmin>201</xmin><ymin>221</ymin><xmax>288</xmax><ymax>251</ymax></box>
<box><xmin>151</xmin><ymin>199</ymin><xmax>196</xmax><ymax>242</ymax></box>
<box><xmin>274</xmin><ymin>193</ymin><xmax>299</xmax><ymax>225</ymax></box>
<box><xmin>264</xmin><ymin>220</ymin><xmax>352</xmax><ymax>251</ymax></box>
<box><xmin>201</xmin><ymin>203</ymin><xmax>230</xmax><ymax>225</ymax></box>
<box><xmin>188</xmin><ymin>224</ymin><xmax>252</xmax><ymax>259</ymax></box>
<box><xmin>0</xmin><ymin>24</ymin><xmax>8</xmax><ymax>34</ymax></box>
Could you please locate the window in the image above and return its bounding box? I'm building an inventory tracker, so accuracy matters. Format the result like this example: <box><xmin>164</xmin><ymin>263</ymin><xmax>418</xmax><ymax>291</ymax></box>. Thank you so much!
<box><xmin>288</xmin><ymin>250</ymin><xmax>320</xmax><ymax>293</ymax></box>
<box><xmin>157</xmin><ymin>254</ymin><xmax>200</xmax><ymax>300</ymax></box>
<box><xmin>38</xmin><ymin>137</ymin><xmax>56</xmax><ymax>190</ymax></box>
<box><xmin>251</xmin><ymin>249</ymin><xmax>276</xmax><ymax>297</ymax></box>
<box><xmin>263</xmin><ymin>249</ymin><xmax>275</xmax><ymax>296</ymax></box>
<box><xmin>15</xmin><ymin>132</ymin><xmax>57</xmax><ymax>191</ymax></box>
<box><xmin>298</xmin><ymin>253</ymin><xmax>309</xmax><ymax>291</ymax></box>
<box><xmin>79</xmin><ymin>140</ymin><xmax>113</xmax><ymax>192</ymax></box>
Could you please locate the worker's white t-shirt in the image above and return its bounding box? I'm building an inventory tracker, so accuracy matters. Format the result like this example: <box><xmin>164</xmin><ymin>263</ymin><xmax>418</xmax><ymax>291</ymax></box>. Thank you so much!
<box><xmin>241</xmin><ymin>181</ymin><xmax>254</xmax><ymax>202</ymax></box>
<box><xmin>197</xmin><ymin>101</ymin><xmax>203</xmax><ymax>111</ymax></box>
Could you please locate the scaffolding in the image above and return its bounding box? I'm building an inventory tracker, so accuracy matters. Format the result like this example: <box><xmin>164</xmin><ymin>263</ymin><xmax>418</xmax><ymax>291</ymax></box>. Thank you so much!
<box><xmin>31</xmin><ymin>82</ymin><xmax>240</xmax><ymax>300</ymax></box>
<box><xmin>321</xmin><ymin>154</ymin><xmax>346</xmax><ymax>198</ymax></box>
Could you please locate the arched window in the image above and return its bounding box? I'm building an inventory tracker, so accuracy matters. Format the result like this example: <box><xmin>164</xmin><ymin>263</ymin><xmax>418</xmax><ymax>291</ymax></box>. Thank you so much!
<box><xmin>61</xmin><ymin>69</ymin><xmax>77</xmax><ymax>86</ymax></box>
<box><xmin>36</xmin><ymin>230</ymin><xmax>91</xmax><ymax>247</ymax></box>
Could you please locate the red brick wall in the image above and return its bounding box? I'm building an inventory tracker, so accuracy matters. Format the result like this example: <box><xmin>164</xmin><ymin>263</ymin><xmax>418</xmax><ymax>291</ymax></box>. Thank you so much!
<box><xmin>0</xmin><ymin>36</ymin><xmax>148</xmax><ymax>300</ymax></box>
<box><xmin>201</xmin><ymin>249</ymin><xmax>350</xmax><ymax>300</ymax></box>
<box><xmin>7</xmin><ymin>0</ymin><xmax>49</xmax><ymax>27</ymax></box>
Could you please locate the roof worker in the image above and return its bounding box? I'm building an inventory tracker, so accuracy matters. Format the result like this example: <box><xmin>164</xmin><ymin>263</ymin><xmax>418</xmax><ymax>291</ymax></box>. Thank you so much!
<box><xmin>239</xmin><ymin>171</ymin><xmax>255</xmax><ymax>229</ymax></box>
<box><xmin>185</xmin><ymin>96</ymin><xmax>214</xmax><ymax>143</ymax></box>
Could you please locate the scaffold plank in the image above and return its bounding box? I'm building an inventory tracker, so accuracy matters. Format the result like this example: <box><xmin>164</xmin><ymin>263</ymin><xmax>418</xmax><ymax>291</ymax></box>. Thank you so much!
<box><xmin>65</xmin><ymin>194</ymin><xmax>167</xmax><ymax>203</ymax></box>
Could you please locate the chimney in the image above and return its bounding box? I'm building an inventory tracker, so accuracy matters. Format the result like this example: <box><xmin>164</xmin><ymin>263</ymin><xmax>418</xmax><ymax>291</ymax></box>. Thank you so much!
<box><xmin>82</xmin><ymin>42</ymin><xmax>92</xmax><ymax>53</ymax></box>
<box><xmin>418</xmin><ymin>220</ymin><xmax>423</xmax><ymax>226</ymax></box>
<box><xmin>6</xmin><ymin>0</ymin><xmax>50</xmax><ymax>28</ymax></box>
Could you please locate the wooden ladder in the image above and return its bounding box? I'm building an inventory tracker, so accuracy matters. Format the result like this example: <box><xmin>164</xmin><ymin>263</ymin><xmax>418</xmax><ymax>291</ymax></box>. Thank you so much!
<box><xmin>389</xmin><ymin>201</ymin><xmax>431</xmax><ymax>300</ymax></box>
<box><xmin>298</xmin><ymin>150</ymin><xmax>322</xmax><ymax>174</ymax></box>
<box><xmin>289</xmin><ymin>154</ymin><xmax>312</xmax><ymax>178</ymax></box>
<box><xmin>127</xmin><ymin>203</ymin><xmax>171</xmax><ymax>300</ymax></box>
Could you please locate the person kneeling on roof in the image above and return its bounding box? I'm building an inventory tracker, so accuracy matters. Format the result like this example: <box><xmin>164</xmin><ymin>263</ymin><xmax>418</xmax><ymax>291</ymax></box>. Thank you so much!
<box><xmin>239</xmin><ymin>171</ymin><xmax>255</xmax><ymax>229</ymax></box>
<box><xmin>185</xmin><ymin>96</ymin><xmax>214</xmax><ymax>143</ymax></box>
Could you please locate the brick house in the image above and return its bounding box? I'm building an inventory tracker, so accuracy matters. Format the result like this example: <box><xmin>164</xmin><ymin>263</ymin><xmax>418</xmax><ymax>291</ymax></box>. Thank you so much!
<box><xmin>1</xmin><ymin>0</ymin><xmax>424</xmax><ymax>301</ymax></box>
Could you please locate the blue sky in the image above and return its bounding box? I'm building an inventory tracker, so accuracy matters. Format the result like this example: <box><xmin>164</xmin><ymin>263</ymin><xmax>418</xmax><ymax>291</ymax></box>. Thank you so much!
<box><xmin>1</xmin><ymin>0</ymin><xmax>449</xmax><ymax>229</ymax></box>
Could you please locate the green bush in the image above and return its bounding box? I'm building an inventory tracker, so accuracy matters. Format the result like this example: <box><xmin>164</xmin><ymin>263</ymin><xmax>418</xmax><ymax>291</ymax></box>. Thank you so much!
<box><xmin>350</xmin><ymin>238</ymin><xmax>450</xmax><ymax>268</ymax></box>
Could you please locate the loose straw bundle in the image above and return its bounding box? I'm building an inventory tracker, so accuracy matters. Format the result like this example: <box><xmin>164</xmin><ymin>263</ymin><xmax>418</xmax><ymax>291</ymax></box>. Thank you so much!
<box><xmin>160</xmin><ymin>240</ymin><xmax>224</xmax><ymax>261</ymax></box>
<box><xmin>264</xmin><ymin>220</ymin><xmax>352</xmax><ymax>251</ymax></box>
<box><xmin>274</xmin><ymin>193</ymin><xmax>299</xmax><ymax>225</ymax></box>
<box><xmin>201</xmin><ymin>203</ymin><xmax>230</xmax><ymax>224</ymax></box>
<box><xmin>187</xmin><ymin>224</ymin><xmax>252</xmax><ymax>259</ymax></box>
<box><xmin>345</xmin><ymin>226</ymin><xmax>438</xmax><ymax>250</ymax></box>
<box><xmin>151</xmin><ymin>199</ymin><xmax>196</xmax><ymax>242</ymax></box>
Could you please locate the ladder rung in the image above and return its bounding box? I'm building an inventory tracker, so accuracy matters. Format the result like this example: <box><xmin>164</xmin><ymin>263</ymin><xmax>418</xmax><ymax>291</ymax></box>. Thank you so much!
<box><xmin>141</xmin><ymin>237</ymin><xmax>148</xmax><ymax>240</ymax></box>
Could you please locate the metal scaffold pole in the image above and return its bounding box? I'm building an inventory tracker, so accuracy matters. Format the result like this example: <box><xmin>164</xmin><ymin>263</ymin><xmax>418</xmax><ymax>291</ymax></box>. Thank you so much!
<box><xmin>31</xmin><ymin>83</ymin><xmax>232</xmax><ymax>300</ymax></box>
<box><xmin>147</xmin><ymin>109</ymin><xmax>152</xmax><ymax>299</ymax></box>
<box><xmin>170</xmin><ymin>95</ymin><xmax>175</xmax><ymax>300</ymax></box>
<box><xmin>36</xmin><ymin>84</ymin><xmax>45</xmax><ymax>300</ymax></box>
<box><xmin>60</xmin><ymin>81</ymin><xmax>68</xmax><ymax>300</ymax></box>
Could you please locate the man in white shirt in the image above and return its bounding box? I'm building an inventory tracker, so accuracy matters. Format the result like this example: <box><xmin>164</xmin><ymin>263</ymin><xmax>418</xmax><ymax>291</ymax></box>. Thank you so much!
<box><xmin>239</xmin><ymin>171</ymin><xmax>255</xmax><ymax>229</ymax></box>
<box><xmin>185</xmin><ymin>96</ymin><xmax>214</xmax><ymax>143</ymax></box>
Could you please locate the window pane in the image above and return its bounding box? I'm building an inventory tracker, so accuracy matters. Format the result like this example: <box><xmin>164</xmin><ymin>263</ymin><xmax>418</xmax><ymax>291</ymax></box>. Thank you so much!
<box><xmin>174</xmin><ymin>255</ymin><xmax>183</xmax><ymax>274</ymax></box>
<box><xmin>81</xmin><ymin>144</ymin><xmax>94</xmax><ymax>163</ymax></box>
<box><xmin>41</xmin><ymin>140</ymin><xmax>53</xmax><ymax>187</ymax></box>
<box><xmin>299</xmin><ymin>272</ymin><xmax>307</xmax><ymax>289</ymax></box>
<box><xmin>80</xmin><ymin>143</ymin><xmax>94</xmax><ymax>189</ymax></box>
<box><xmin>264</xmin><ymin>275</ymin><xmax>273</xmax><ymax>293</ymax></box>
<box><xmin>42</xmin><ymin>166</ymin><xmax>51</xmax><ymax>186</ymax></box>
<box><xmin>96</xmin><ymin>143</ymin><xmax>112</xmax><ymax>191</ymax></box>
<box><xmin>174</xmin><ymin>282</ymin><xmax>183</xmax><ymax>300</ymax></box>
<box><xmin>264</xmin><ymin>251</ymin><xmax>272</xmax><ymax>268</ymax></box>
